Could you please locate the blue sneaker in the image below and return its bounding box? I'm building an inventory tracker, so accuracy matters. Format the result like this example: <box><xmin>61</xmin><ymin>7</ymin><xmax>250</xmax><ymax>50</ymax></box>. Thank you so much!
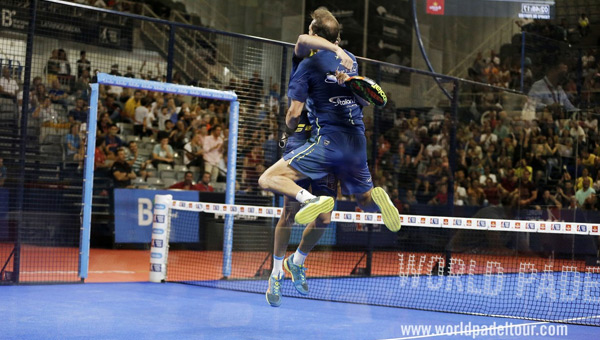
<box><xmin>284</xmin><ymin>255</ymin><xmax>308</xmax><ymax>295</ymax></box>
<box><xmin>265</xmin><ymin>273</ymin><xmax>283</xmax><ymax>307</ymax></box>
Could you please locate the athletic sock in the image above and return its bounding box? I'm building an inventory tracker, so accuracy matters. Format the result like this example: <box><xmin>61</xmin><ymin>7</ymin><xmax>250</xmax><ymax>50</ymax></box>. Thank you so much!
<box><xmin>295</xmin><ymin>189</ymin><xmax>316</xmax><ymax>203</ymax></box>
<box><xmin>271</xmin><ymin>255</ymin><xmax>284</xmax><ymax>278</ymax></box>
<box><xmin>292</xmin><ymin>249</ymin><xmax>307</xmax><ymax>266</ymax></box>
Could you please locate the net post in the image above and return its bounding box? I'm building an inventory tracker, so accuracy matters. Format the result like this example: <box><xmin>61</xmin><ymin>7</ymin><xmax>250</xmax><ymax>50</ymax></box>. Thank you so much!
<box><xmin>222</xmin><ymin>100</ymin><xmax>240</xmax><ymax>278</ymax></box>
<box><xmin>78</xmin><ymin>83</ymin><xmax>99</xmax><ymax>280</ymax></box>
<box><xmin>150</xmin><ymin>194</ymin><xmax>172</xmax><ymax>283</ymax></box>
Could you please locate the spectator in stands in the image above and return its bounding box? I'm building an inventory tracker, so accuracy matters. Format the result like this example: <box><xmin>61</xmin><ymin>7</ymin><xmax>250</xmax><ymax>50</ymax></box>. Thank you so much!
<box><xmin>467</xmin><ymin>179</ymin><xmax>485</xmax><ymax>205</ymax></box>
<box><xmin>123</xmin><ymin>89</ymin><xmax>143</xmax><ymax>122</ymax></box>
<box><xmin>104</xmin><ymin>124</ymin><xmax>124</xmax><ymax>158</ymax></box>
<box><xmin>183</xmin><ymin>132</ymin><xmax>204</xmax><ymax>168</ymax></box>
<box><xmin>170</xmin><ymin>120</ymin><xmax>190</xmax><ymax>150</ymax></box>
<box><xmin>111</xmin><ymin>147</ymin><xmax>136</xmax><ymax>188</ymax></box>
<box><xmin>104</xmin><ymin>94</ymin><xmax>122</xmax><ymax>122</ymax></box>
<box><xmin>0</xmin><ymin>157</ymin><xmax>6</xmax><ymax>187</ymax></box>
<box><xmin>124</xmin><ymin>66</ymin><xmax>135</xmax><ymax>78</ymax></box>
<box><xmin>579</xmin><ymin>13</ymin><xmax>590</xmax><ymax>37</ymax></box>
<box><xmin>32</xmin><ymin>95</ymin><xmax>56</xmax><ymax>123</ymax></box>
<box><xmin>483</xmin><ymin>177</ymin><xmax>500</xmax><ymax>205</ymax></box>
<box><xmin>125</xmin><ymin>141</ymin><xmax>149</xmax><ymax>178</ymax></box>
<box><xmin>516</xmin><ymin>169</ymin><xmax>538</xmax><ymax>208</ymax></box>
<box><xmin>57</xmin><ymin>49</ymin><xmax>72</xmax><ymax>84</ymax></box>
<box><xmin>196</xmin><ymin>172</ymin><xmax>214</xmax><ymax>192</ymax></box>
<box><xmin>168</xmin><ymin>171</ymin><xmax>196</xmax><ymax>190</ymax></box>
<box><xmin>536</xmin><ymin>190</ymin><xmax>562</xmax><ymax>211</ymax></box>
<box><xmin>576</xmin><ymin>177</ymin><xmax>596</xmax><ymax>209</ymax></box>
<box><xmin>110</xmin><ymin>64</ymin><xmax>122</xmax><ymax>76</ymax></box>
<box><xmin>528</xmin><ymin>58</ymin><xmax>577</xmax><ymax>113</ymax></box>
<box><xmin>152</xmin><ymin>136</ymin><xmax>175</xmax><ymax>168</ymax></box>
<box><xmin>76</xmin><ymin>51</ymin><xmax>91</xmax><ymax>79</ymax></box>
<box><xmin>576</xmin><ymin>167</ymin><xmax>594</xmax><ymax>190</ymax></box>
<box><xmin>166</xmin><ymin>98</ymin><xmax>178</xmax><ymax>124</ymax></box>
<box><xmin>133</xmin><ymin>97</ymin><xmax>153</xmax><ymax>137</ymax></box>
<box><xmin>73</xmin><ymin>69</ymin><xmax>91</xmax><ymax>99</ymax></box>
<box><xmin>0</xmin><ymin>67</ymin><xmax>18</xmax><ymax>99</ymax></box>
<box><xmin>48</xmin><ymin>79</ymin><xmax>69</xmax><ymax>111</ymax></box>
<box><xmin>96</xmin><ymin>112</ymin><xmax>112</xmax><ymax>139</ymax></box>
<box><xmin>428</xmin><ymin>184</ymin><xmax>448</xmax><ymax>205</ymax></box>
<box><xmin>68</xmin><ymin>98</ymin><xmax>88</xmax><ymax>123</ymax></box>
<box><xmin>46</xmin><ymin>49</ymin><xmax>60</xmax><ymax>84</ymax></box>
<box><xmin>203</xmin><ymin>124</ymin><xmax>224</xmax><ymax>182</ymax></box>
<box><xmin>158</xmin><ymin>120</ymin><xmax>174</xmax><ymax>141</ymax></box>
<box><xmin>94</xmin><ymin>139</ymin><xmax>112</xmax><ymax>176</ymax></box>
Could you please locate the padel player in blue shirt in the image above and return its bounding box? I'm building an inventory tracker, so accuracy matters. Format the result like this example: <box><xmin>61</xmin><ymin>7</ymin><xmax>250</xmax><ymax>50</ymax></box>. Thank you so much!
<box><xmin>265</xmin><ymin>28</ymin><xmax>353</xmax><ymax>307</ymax></box>
<box><xmin>260</xmin><ymin>7</ymin><xmax>401</xmax><ymax>305</ymax></box>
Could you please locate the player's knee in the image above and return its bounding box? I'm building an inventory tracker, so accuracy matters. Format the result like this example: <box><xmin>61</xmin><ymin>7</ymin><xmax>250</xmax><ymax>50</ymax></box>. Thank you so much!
<box><xmin>258</xmin><ymin>172</ymin><xmax>270</xmax><ymax>190</ymax></box>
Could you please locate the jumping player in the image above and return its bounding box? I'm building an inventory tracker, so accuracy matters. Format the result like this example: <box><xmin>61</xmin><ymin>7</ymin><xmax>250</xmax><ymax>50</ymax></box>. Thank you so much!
<box><xmin>265</xmin><ymin>28</ymin><xmax>353</xmax><ymax>307</ymax></box>
<box><xmin>261</xmin><ymin>8</ymin><xmax>401</xmax><ymax>304</ymax></box>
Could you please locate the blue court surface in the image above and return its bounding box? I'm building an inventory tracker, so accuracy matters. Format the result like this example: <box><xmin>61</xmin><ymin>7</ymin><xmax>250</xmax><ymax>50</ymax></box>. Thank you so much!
<box><xmin>1</xmin><ymin>282</ymin><xmax>599</xmax><ymax>340</ymax></box>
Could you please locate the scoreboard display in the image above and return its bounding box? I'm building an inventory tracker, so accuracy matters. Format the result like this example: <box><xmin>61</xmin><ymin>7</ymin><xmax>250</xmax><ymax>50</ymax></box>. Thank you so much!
<box><xmin>519</xmin><ymin>2</ymin><xmax>553</xmax><ymax>20</ymax></box>
<box><xmin>426</xmin><ymin>0</ymin><xmax>555</xmax><ymax>19</ymax></box>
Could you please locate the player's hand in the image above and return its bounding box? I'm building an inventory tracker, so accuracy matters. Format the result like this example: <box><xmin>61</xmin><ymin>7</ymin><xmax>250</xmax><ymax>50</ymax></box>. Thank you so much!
<box><xmin>279</xmin><ymin>131</ymin><xmax>289</xmax><ymax>149</ymax></box>
<box><xmin>335</xmin><ymin>47</ymin><xmax>353</xmax><ymax>71</ymax></box>
<box><xmin>335</xmin><ymin>71</ymin><xmax>349</xmax><ymax>86</ymax></box>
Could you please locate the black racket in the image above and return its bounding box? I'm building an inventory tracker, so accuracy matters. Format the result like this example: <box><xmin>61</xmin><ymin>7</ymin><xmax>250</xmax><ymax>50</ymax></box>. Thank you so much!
<box><xmin>345</xmin><ymin>76</ymin><xmax>387</xmax><ymax>108</ymax></box>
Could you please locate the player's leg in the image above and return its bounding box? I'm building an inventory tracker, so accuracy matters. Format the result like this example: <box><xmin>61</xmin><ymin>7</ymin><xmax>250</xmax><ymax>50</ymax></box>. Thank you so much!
<box><xmin>259</xmin><ymin>142</ymin><xmax>334</xmax><ymax>225</ymax></box>
<box><xmin>355</xmin><ymin>188</ymin><xmax>401</xmax><ymax>232</ymax></box>
<box><xmin>284</xmin><ymin>211</ymin><xmax>330</xmax><ymax>296</ymax></box>
<box><xmin>266</xmin><ymin>196</ymin><xmax>300</xmax><ymax>307</ymax></box>
<box><xmin>336</xmin><ymin>133</ymin><xmax>401</xmax><ymax>232</ymax></box>
<box><xmin>284</xmin><ymin>175</ymin><xmax>336</xmax><ymax>295</ymax></box>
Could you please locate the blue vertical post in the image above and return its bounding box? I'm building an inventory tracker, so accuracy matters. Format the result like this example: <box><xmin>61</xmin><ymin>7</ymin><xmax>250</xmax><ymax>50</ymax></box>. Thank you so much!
<box><xmin>166</xmin><ymin>24</ymin><xmax>175</xmax><ymax>83</ymax></box>
<box><xmin>78</xmin><ymin>84</ymin><xmax>99</xmax><ymax>280</ymax></box>
<box><xmin>520</xmin><ymin>32</ymin><xmax>525</xmax><ymax>92</ymax></box>
<box><xmin>223</xmin><ymin>100</ymin><xmax>240</xmax><ymax>278</ymax></box>
<box><xmin>13</xmin><ymin>0</ymin><xmax>39</xmax><ymax>283</ymax></box>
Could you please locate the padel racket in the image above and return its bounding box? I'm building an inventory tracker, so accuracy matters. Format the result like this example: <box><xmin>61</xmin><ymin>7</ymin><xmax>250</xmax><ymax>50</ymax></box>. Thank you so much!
<box><xmin>345</xmin><ymin>76</ymin><xmax>388</xmax><ymax>108</ymax></box>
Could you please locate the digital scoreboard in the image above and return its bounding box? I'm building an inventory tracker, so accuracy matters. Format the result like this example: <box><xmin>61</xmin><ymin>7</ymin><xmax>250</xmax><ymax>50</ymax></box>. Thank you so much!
<box><xmin>426</xmin><ymin>0</ymin><xmax>555</xmax><ymax>19</ymax></box>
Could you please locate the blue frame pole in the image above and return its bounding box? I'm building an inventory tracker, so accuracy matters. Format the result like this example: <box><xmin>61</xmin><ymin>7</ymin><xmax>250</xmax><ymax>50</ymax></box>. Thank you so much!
<box><xmin>78</xmin><ymin>83</ymin><xmax>99</xmax><ymax>280</ymax></box>
<box><xmin>222</xmin><ymin>100</ymin><xmax>240</xmax><ymax>278</ymax></box>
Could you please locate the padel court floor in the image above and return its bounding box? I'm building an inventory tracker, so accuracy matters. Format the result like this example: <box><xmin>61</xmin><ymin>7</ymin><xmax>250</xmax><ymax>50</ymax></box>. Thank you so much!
<box><xmin>1</xmin><ymin>282</ymin><xmax>599</xmax><ymax>340</ymax></box>
<box><xmin>1</xmin><ymin>248</ymin><xmax>600</xmax><ymax>339</ymax></box>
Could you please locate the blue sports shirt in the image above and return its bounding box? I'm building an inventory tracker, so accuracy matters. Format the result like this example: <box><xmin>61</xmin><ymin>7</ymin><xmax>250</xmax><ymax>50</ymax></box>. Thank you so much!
<box><xmin>287</xmin><ymin>49</ymin><xmax>364</xmax><ymax>135</ymax></box>
<box><xmin>285</xmin><ymin>54</ymin><xmax>312</xmax><ymax>153</ymax></box>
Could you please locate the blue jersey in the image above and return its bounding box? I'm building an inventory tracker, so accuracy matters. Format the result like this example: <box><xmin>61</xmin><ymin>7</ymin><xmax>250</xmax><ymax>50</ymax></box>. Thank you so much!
<box><xmin>285</xmin><ymin>54</ymin><xmax>312</xmax><ymax>155</ymax></box>
<box><xmin>288</xmin><ymin>50</ymin><xmax>364</xmax><ymax>136</ymax></box>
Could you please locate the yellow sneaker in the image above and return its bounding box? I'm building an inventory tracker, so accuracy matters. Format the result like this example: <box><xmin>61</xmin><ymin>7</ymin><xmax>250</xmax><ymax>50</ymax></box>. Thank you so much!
<box><xmin>371</xmin><ymin>187</ymin><xmax>401</xmax><ymax>232</ymax></box>
<box><xmin>294</xmin><ymin>196</ymin><xmax>334</xmax><ymax>225</ymax></box>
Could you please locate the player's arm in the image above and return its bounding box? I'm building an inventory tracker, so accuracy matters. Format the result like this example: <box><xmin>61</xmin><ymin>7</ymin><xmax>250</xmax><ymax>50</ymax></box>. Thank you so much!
<box><xmin>280</xmin><ymin>100</ymin><xmax>305</xmax><ymax>148</ymax></box>
<box><xmin>334</xmin><ymin>71</ymin><xmax>371</xmax><ymax>107</ymax></box>
<box><xmin>285</xmin><ymin>100</ymin><xmax>305</xmax><ymax>132</ymax></box>
<box><xmin>295</xmin><ymin>34</ymin><xmax>353</xmax><ymax>70</ymax></box>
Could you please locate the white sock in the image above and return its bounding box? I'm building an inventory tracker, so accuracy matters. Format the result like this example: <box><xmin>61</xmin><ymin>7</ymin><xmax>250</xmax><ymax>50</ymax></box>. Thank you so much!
<box><xmin>295</xmin><ymin>189</ymin><xmax>316</xmax><ymax>203</ymax></box>
<box><xmin>271</xmin><ymin>255</ymin><xmax>284</xmax><ymax>278</ymax></box>
<box><xmin>292</xmin><ymin>249</ymin><xmax>307</xmax><ymax>266</ymax></box>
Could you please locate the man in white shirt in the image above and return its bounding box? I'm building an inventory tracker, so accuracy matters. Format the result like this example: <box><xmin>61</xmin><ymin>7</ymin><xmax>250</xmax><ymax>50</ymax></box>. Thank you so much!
<box><xmin>203</xmin><ymin>124</ymin><xmax>224</xmax><ymax>182</ymax></box>
<box><xmin>133</xmin><ymin>98</ymin><xmax>152</xmax><ymax>136</ymax></box>
<box><xmin>0</xmin><ymin>67</ymin><xmax>19</xmax><ymax>99</ymax></box>
<box><xmin>528</xmin><ymin>60</ymin><xmax>577</xmax><ymax>112</ymax></box>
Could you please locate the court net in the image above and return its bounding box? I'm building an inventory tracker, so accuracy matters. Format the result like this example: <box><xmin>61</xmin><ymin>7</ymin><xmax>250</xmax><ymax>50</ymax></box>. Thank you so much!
<box><xmin>155</xmin><ymin>196</ymin><xmax>600</xmax><ymax>326</ymax></box>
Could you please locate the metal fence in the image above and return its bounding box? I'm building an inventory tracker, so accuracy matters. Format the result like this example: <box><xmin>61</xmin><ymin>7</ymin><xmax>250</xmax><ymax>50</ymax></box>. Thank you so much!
<box><xmin>0</xmin><ymin>0</ymin><xmax>599</xmax><ymax>283</ymax></box>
